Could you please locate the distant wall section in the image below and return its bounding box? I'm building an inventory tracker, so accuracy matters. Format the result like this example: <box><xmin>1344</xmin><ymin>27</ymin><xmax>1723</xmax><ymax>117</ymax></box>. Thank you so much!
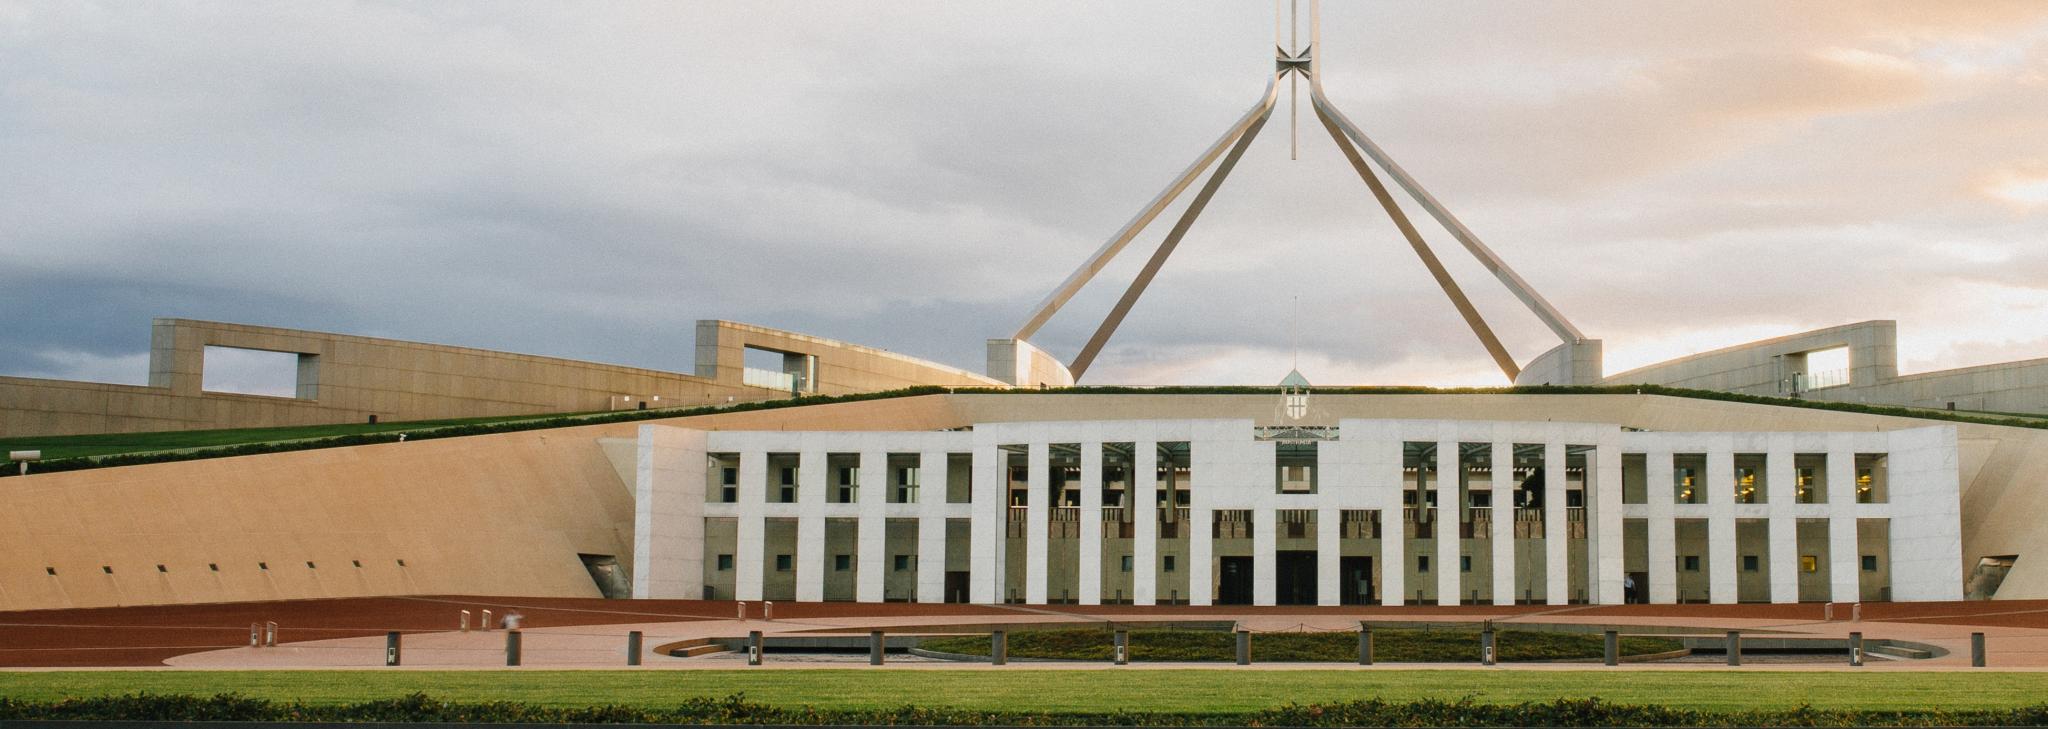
<box><xmin>2</xmin><ymin>318</ymin><xmax>1006</xmax><ymax>437</ymax></box>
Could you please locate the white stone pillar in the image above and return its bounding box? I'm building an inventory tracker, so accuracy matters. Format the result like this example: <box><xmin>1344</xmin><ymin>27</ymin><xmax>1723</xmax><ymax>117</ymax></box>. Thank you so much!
<box><xmin>1252</xmin><ymin>504</ymin><xmax>1277</xmax><ymax>606</ymax></box>
<box><xmin>1543</xmin><ymin>441</ymin><xmax>1568</xmax><ymax>605</ymax></box>
<box><xmin>1646</xmin><ymin>449</ymin><xmax>1678</xmax><ymax>604</ymax></box>
<box><xmin>795</xmin><ymin>449</ymin><xmax>827</xmax><ymax>603</ymax></box>
<box><xmin>632</xmin><ymin>425</ymin><xmax>704</xmax><ymax>599</ymax></box>
<box><xmin>1375</xmin><ymin>435</ymin><xmax>1405</xmax><ymax>606</ymax></box>
<box><xmin>1025</xmin><ymin>442</ymin><xmax>1050</xmax><ymax>604</ymax></box>
<box><xmin>1078</xmin><ymin>442</ymin><xmax>1104</xmax><ymax>605</ymax></box>
<box><xmin>1707</xmin><ymin>446</ymin><xmax>1738</xmax><ymax>605</ymax></box>
<box><xmin>917</xmin><ymin>448</ymin><xmax>948</xmax><ymax>603</ymax></box>
<box><xmin>1592</xmin><ymin>440</ymin><xmax>1626</xmax><ymax>605</ymax></box>
<box><xmin>1316</xmin><ymin>505</ymin><xmax>1340</xmax><ymax>606</ymax></box>
<box><xmin>1490</xmin><ymin>440</ymin><xmax>1515</xmax><ymax>606</ymax></box>
<box><xmin>734</xmin><ymin>449</ymin><xmax>768</xmax><ymax>601</ymax></box>
<box><xmin>1826</xmin><ymin>437</ymin><xmax>1860</xmax><ymax>602</ymax></box>
<box><xmin>1189</xmin><ymin>504</ymin><xmax>1214</xmax><ymax>607</ymax></box>
<box><xmin>855</xmin><ymin>449</ymin><xmax>886</xmax><ymax>603</ymax></box>
<box><xmin>1436</xmin><ymin>438</ymin><xmax>1461</xmax><ymax>606</ymax></box>
<box><xmin>969</xmin><ymin>444</ymin><xmax>1002</xmax><ymax>604</ymax></box>
<box><xmin>1133</xmin><ymin>441</ymin><xmax>1159</xmax><ymax>605</ymax></box>
<box><xmin>1765</xmin><ymin>439</ymin><xmax>1798</xmax><ymax>604</ymax></box>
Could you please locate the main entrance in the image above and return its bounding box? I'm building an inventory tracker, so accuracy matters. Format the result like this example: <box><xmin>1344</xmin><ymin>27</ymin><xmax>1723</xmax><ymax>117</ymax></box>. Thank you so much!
<box><xmin>1340</xmin><ymin>556</ymin><xmax>1375</xmax><ymax>605</ymax></box>
<box><xmin>1218</xmin><ymin>556</ymin><xmax>1253</xmax><ymax>605</ymax></box>
<box><xmin>1277</xmin><ymin>550</ymin><xmax>1317</xmax><ymax>605</ymax></box>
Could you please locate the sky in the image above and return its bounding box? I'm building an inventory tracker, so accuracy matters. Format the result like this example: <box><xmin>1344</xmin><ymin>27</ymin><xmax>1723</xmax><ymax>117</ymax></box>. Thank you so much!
<box><xmin>4</xmin><ymin>1</ymin><xmax>2047</xmax><ymax>395</ymax></box>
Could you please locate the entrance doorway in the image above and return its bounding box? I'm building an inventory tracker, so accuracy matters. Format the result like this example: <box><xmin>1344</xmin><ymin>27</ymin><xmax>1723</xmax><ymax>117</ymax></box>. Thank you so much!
<box><xmin>1339</xmin><ymin>556</ymin><xmax>1374</xmax><ymax>605</ymax></box>
<box><xmin>944</xmin><ymin>571</ymin><xmax>970</xmax><ymax>604</ymax></box>
<box><xmin>1277</xmin><ymin>551</ymin><xmax>1317</xmax><ymax>605</ymax></box>
<box><xmin>1626</xmin><ymin>571</ymin><xmax>1649</xmax><ymax>604</ymax></box>
<box><xmin>1217</xmin><ymin>556</ymin><xmax>1253</xmax><ymax>605</ymax></box>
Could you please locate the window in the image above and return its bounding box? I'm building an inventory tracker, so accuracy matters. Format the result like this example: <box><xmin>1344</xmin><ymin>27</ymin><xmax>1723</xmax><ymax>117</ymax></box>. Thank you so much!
<box><xmin>722</xmin><ymin>485</ymin><xmax>737</xmax><ymax>503</ymax></box>
<box><xmin>352</xmin><ymin>560</ymin><xmax>362</xmax><ymax>568</ymax></box>
<box><xmin>102</xmin><ymin>566</ymin><xmax>113</xmax><ymax>574</ymax></box>
<box><xmin>1682</xmin><ymin>556</ymin><xmax>1700</xmax><ymax>572</ymax></box>
<box><xmin>1418</xmin><ymin>555</ymin><xmax>1431</xmax><ymax>573</ymax></box>
<box><xmin>1163</xmin><ymin>556</ymin><xmax>1177</xmax><ymax>573</ymax></box>
<box><xmin>775</xmin><ymin>555</ymin><xmax>792</xmax><ymax>572</ymax></box>
<box><xmin>1742</xmin><ymin>555</ymin><xmax>1760</xmax><ymax>572</ymax></box>
<box><xmin>835</xmin><ymin>554</ymin><xmax>852</xmax><ymax>572</ymax></box>
<box><xmin>780</xmin><ymin>466</ymin><xmax>796</xmax><ymax>486</ymax></box>
<box><xmin>1121</xmin><ymin>555</ymin><xmax>1133</xmax><ymax>572</ymax></box>
<box><xmin>1862</xmin><ymin>555</ymin><xmax>1879</xmax><ymax>572</ymax></box>
<box><xmin>1460</xmin><ymin>556</ymin><xmax>1472</xmax><ymax>573</ymax></box>
<box><xmin>780</xmin><ymin>486</ymin><xmax>795</xmax><ymax>502</ymax></box>
<box><xmin>306</xmin><ymin>562</ymin><xmax>316</xmax><ymax>569</ymax></box>
<box><xmin>396</xmin><ymin>559</ymin><xmax>406</xmax><ymax>567</ymax></box>
<box><xmin>259</xmin><ymin>562</ymin><xmax>269</xmax><ymax>570</ymax></box>
<box><xmin>722</xmin><ymin>467</ymin><xmax>738</xmax><ymax>485</ymax></box>
<box><xmin>893</xmin><ymin>555</ymin><xmax>913</xmax><ymax>572</ymax></box>
<box><xmin>156</xmin><ymin>564</ymin><xmax>167</xmax><ymax>573</ymax></box>
<box><xmin>210</xmin><ymin>563</ymin><xmax>220</xmax><ymax>572</ymax></box>
<box><xmin>1801</xmin><ymin>555</ymin><xmax>1818</xmax><ymax>573</ymax></box>
<box><xmin>45</xmin><ymin>567</ymin><xmax>55</xmax><ymax>576</ymax></box>
<box><xmin>717</xmin><ymin>554</ymin><xmax>734</xmax><ymax>571</ymax></box>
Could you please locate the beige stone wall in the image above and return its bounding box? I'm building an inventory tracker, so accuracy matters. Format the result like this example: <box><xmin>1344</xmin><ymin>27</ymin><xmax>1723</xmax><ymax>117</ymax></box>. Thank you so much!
<box><xmin>5</xmin><ymin>390</ymin><xmax>2048</xmax><ymax>611</ymax></box>
<box><xmin>3</xmin><ymin>318</ymin><xmax>1005</xmax><ymax>438</ymax></box>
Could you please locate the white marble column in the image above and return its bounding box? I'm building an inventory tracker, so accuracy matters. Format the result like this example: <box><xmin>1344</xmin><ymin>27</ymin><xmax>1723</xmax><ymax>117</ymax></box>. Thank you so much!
<box><xmin>968</xmin><ymin>444</ymin><xmax>1002</xmax><ymax>604</ymax></box>
<box><xmin>1543</xmin><ymin>441</ymin><xmax>1568</xmax><ymax>605</ymax></box>
<box><xmin>795</xmin><ymin>449</ymin><xmax>826</xmax><ymax>602</ymax></box>
<box><xmin>1707</xmin><ymin>446</ymin><xmax>1738</xmax><ymax>605</ymax></box>
<box><xmin>1826</xmin><ymin>438</ymin><xmax>1860</xmax><ymax>602</ymax></box>
<box><xmin>1189</xmin><ymin>504</ymin><xmax>1214</xmax><ymax>607</ymax></box>
<box><xmin>1765</xmin><ymin>440</ymin><xmax>1798</xmax><ymax>604</ymax></box>
<box><xmin>1316</xmin><ymin>505</ymin><xmax>1340</xmax><ymax>606</ymax></box>
<box><xmin>1252</xmin><ymin>504</ymin><xmax>1277</xmax><ymax>606</ymax></box>
<box><xmin>1646</xmin><ymin>449</ymin><xmax>1677</xmax><ymax>604</ymax></box>
<box><xmin>1490</xmin><ymin>440</ymin><xmax>1515</xmax><ymax>606</ymax></box>
<box><xmin>631</xmin><ymin>425</ymin><xmax>705</xmax><ymax>599</ymax></box>
<box><xmin>916</xmin><ymin>448</ymin><xmax>948</xmax><ymax>603</ymax></box>
<box><xmin>1592</xmin><ymin>441</ymin><xmax>1626</xmax><ymax>605</ymax></box>
<box><xmin>1436</xmin><ymin>438</ymin><xmax>1461</xmax><ymax>606</ymax></box>
<box><xmin>1133</xmin><ymin>441</ymin><xmax>1159</xmax><ymax>605</ymax></box>
<box><xmin>1025</xmin><ymin>442</ymin><xmax>1050</xmax><ymax>604</ymax></box>
<box><xmin>855</xmin><ymin>449</ymin><xmax>886</xmax><ymax>603</ymax></box>
<box><xmin>1078</xmin><ymin>442</ymin><xmax>1104</xmax><ymax>605</ymax></box>
<box><xmin>734</xmin><ymin>450</ymin><xmax>768</xmax><ymax>601</ymax></box>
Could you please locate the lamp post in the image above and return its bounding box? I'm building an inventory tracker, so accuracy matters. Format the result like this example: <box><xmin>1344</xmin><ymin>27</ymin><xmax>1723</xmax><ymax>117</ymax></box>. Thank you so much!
<box><xmin>9</xmin><ymin>450</ymin><xmax>40</xmax><ymax>476</ymax></box>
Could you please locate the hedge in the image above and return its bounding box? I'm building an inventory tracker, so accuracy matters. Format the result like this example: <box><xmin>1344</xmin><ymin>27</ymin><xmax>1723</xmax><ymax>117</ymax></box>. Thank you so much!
<box><xmin>5</xmin><ymin>382</ymin><xmax>2038</xmax><ymax>480</ymax></box>
<box><xmin>5</xmin><ymin>693</ymin><xmax>2048</xmax><ymax>726</ymax></box>
<box><xmin>916</xmin><ymin>627</ymin><xmax>1683</xmax><ymax>662</ymax></box>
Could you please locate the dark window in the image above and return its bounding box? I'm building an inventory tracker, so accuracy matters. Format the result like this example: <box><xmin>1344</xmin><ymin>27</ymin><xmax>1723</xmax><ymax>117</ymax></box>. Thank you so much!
<box><xmin>721</xmin><ymin>486</ymin><xmax>737</xmax><ymax>502</ymax></box>
<box><xmin>1460</xmin><ymin>556</ymin><xmax>1472</xmax><ymax>573</ymax></box>
<box><xmin>156</xmin><ymin>564</ymin><xmax>167</xmax><ymax>573</ymax></box>
<box><xmin>781</xmin><ymin>467</ymin><xmax>796</xmax><ymax>485</ymax></box>
<box><xmin>717</xmin><ymin>554</ymin><xmax>733</xmax><ymax>571</ymax></box>
<box><xmin>209</xmin><ymin>563</ymin><xmax>219</xmax><ymax>572</ymax></box>
<box><xmin>102</xmin><ymin>566</ymin><xmax>113</xmax><ymax>574</ymax></box>
<box><xmin>780</xmin><ymin>486</ymin><xmax>796</xmax><ymax>502</ymax></box>
<box><xmin>352</xmin><ymin>560</ymin><xmax>362</xmax><ymax>568</ymax></box>
<box><xmin>1743</xmin><ymin>555</ymin><xmax>1760</xmax><ymax>572</ymax></box>
<box><xmin>396</xmin><ymin>559</ymin><xmax>406</xmax><ymax>567</ymax></box>
<box><xmin>1862</xmin><ymin>555</ymin><xmax>1879</xmax><ymax>572</ymax></box>
<box><xmin>45</xmin><ymin>567</ymin><xmax>56</xmax><ymax>576</ymax></box>
<box><xmin>1418</xmin><ymin>555</ymin><xmax>1431</xmax><ymax>573</ymax></box>
<box><xmin>1683</xmin><ymin>556</ymin><xmax>1700</xmax><ymax>572</ymax></box>
<box><xmin>306</xmin><ymin>562</ymin><xmax>316</xmax><ymax>569</ymax></box>
<box><xmin>893</xmin><ymin>555</ymin><xmax>912</xmax><ymax>572</ymax></box>
<box><xmin>722</xmin><ymin>467</ymin><xmax>737</xmax><ymax>485</ymax></box>
<box><xmin>1163</xmin><ymin>555</ymin><xmax>1177</xmax><ymax>572</ymax></box>
<box><xmin>1121</xmin><ymin>556</ymin><xmax>1133</xmax><ymax>572</ymax></box>
<box><xmin>259</xmin><ymin>562</ymin><xmax>269</xmax><ymax>570</ymax></box>
<box><xmin>835</xmin><ymin>554</ymin><xmax>852</xmax><ymax>571</ymax></box>
<box><xmin>775</xmin><ymin>555</ymin><xmax>792</xmax><ymax>572</ymax></box>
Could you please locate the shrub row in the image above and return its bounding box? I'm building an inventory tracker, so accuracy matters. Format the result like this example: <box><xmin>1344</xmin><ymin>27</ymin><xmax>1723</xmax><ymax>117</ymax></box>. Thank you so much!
<box><xmin>917</xmin><ymin>627</ymin><xmax>1682</xmax><ymax>662</ymax></box>
<box><xmin>6</xmin><ymin>382</ymin><xmax>2037</xmax><ymax>480</ymax></box>
<box><xmin>6</xmin><ymin>693</ymin><xmax>2048</xmax><ymax>727</ymax></box>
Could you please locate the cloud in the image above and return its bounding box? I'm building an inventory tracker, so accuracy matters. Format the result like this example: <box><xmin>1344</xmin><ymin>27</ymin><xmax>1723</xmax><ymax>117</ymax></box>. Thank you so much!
<box><xmin>1</xmin><ymin>1</ymin><xmax>2046</xmax><ymax>392</ymax></box>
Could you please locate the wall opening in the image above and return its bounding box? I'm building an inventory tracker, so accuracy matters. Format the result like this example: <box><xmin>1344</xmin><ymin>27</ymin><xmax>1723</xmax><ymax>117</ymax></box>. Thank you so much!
<box><xmin>577</xmin><ymin>554</ymin><xmax>630</xmax><ymax>599</ymax></box>
<box><xmin>1803</xmin><ymin>346</ymin><xmax>1851</xmax><ymax>390</ymax></box>
<box><xmin>1965</xmin><ymin>555</ymin><xmax>2018</xmax><ymax>601</ymax></box>
<box><xmin>742</xmin><ymin>345</ymin><xmax>816</xmax><ymax>393</ymax></box>
<box><xmin>201</xmin><ymin>345</ymin><xmax>314</xmax><ymax>399</ymax></box>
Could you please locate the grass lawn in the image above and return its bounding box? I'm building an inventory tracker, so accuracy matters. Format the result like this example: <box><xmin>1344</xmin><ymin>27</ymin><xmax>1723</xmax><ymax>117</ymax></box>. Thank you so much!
<box><xmin>0</xmin><ymin>411</ymin><xmax>602</xmax><ymax>460</ymax></box>
<box><xmin>0</xmin><ymin>670</ymin><xmax>2043</xmax><ymax>713</ymax></box>
<box><xmin>919</xmin><ymin>628</ymin><xmax>1681</xmax><ymax>662</ymax></box>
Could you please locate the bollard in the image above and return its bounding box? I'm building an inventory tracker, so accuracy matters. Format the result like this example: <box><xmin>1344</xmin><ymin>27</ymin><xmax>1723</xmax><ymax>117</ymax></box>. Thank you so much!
<box><xmin>870</xmin><ymin>630</ymin><xmax>885</xmax><ymax>665</ymax></box>
<box><xmin>1852</xmin><ymin>603</ymin><xmax>1862</xmax><ymax>622</ymax></box>
<box><xmin>1823</xmin><ymin>602</ymin><xmax>1835</xmax><ymax>621</ymax></box>
<box><xmin>1235</xmin><ymin>629</ymin><xmax>1251</xmax><ymax>665</ymax></box>
<box><xmin>1480</xmin><ymin>622</ymin><xmax>1496</xmax><ymax>666</ymax></box>
<box><xmin>1603</xmin><ymin>630</ymin><xmax>1618</xmax><ymax>666</ymax></box>
<box><xmin>250</xmin><ymin>623</ymin><xmax>262</xmax><ymax>648</ymax></box>
<box><xmin>748</xmin><ymin>630</ymin><xmax>763</xmax><ymax>666</ymax></box>
<box><xmin>264</xmin><ymin>621</ymin><xmax>278</xmax><ymax>647</ymax></box>
<box><xmin>627</xmin><ymin>631</ymin><xmax>643</xmax><ymax>666</ymax></box>
<box><xmin>992</xmin><ymin>630</ymin><xmax>1007</xmax><ymax>665</ymax></box>
<box><xmin>505</xmin><ymin>629</ymin><xmax>522</xmax><ymax>666</ymax></box>
<box><xmin>1849</xmin><ymin>631</ymin><xmax>1863</xmax><ymax>666</ymax></box>
<box><xmin>1358</xmin><ymin>622</ymin><xmax>1374</xmax><ymax>665</ymax></box>
<box><xmin>1972</xmin><ymin>632</ymin><xmax>1986</xmax><ymax>668</ymax></box>
<box><xmin>738</xmin><ymin>602</ymin><xmax>747</xmax><ymax>621</ymax></box>
<box><xmin>460</xmin><ymin>610</ymin><xmax>471</xmax><ymax>633</ymax></box>
<box><xmin>482</xmin><ymin>609</ymin><xmax>493</xmax><ymax>631</ymax></box>
<box><xmin>385</xmin><ymin>631</ymin><xmax>401</xmax><ymax>667</ymax></box>
<box><xmin>1114</xmin><ymin>629</ymin><xmax>1129</xmax><ymax>665</ymax></box>
<box><xmin>1726</xmin><ymin>631</ymin><xmax>1741</xmax><ymax>666</ymax></box>
<box><xmin>764</xmin><ymin>601</ymin><xmax>774</xmax><ymax>621</ymax></box>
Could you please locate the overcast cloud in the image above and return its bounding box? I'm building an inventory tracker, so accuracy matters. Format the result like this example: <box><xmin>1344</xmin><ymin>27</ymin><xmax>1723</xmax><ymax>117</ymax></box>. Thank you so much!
<box><xmin>4</xmin><ymin>1</ymin><xmax>2047</xmax><ymax>392</ymax></box>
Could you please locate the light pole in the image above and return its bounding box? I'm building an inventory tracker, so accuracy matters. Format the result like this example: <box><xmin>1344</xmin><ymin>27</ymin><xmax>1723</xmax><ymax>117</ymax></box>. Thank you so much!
<box><xmin>9</xmin><ymin>450</ymin><xmax>41</xmax><ymax>476</ymax></box>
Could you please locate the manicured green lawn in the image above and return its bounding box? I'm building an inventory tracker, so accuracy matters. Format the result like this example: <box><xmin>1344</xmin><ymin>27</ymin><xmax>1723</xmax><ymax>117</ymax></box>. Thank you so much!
<box><xmin>920</xmin><ymin>628</ymin><xmax>1681</xmax><ymax>662</ymax></box>
<box><xmin>1</xmin><ymin>670</ymin><xmax>2043</xmax><ymax>712</ymax></box>
<box><xmin>0</xmin><ymin>411</ymin><xmax>600</xmax><ymax>460</ymax></box>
